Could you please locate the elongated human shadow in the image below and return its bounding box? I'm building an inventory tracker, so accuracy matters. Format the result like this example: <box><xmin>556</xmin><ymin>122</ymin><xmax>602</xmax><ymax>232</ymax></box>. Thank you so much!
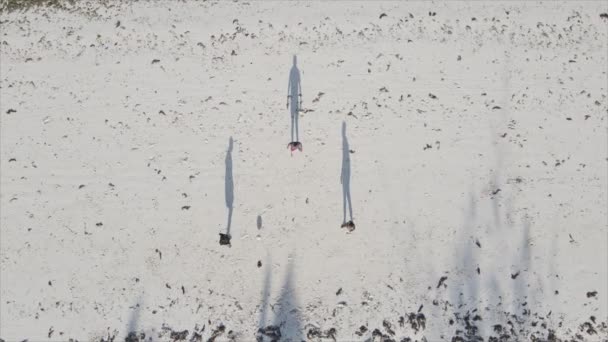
<box><xmin>272</xmin><ymin>257</ymin><xmax>303</xmax><ymax>342</ymax></box>
<box><xmin>124</xmin><ymin>296</ymin><xmax>145</xmax><ymax>342</ymax></box>
<box><xmin>220</xmin><ymin>137</ymin><xmax>234</xmax><ymax>246</ymax></box>
<box><xmin>340</xmin><ymin>122</ymin><xmax>353</xmax><ymax>225</ymax></box>
<box><xmin>258</xmin><ymin>256</ymin><xmax>272</xmax><ymax>332</ymax></box>
<box><xmin>256</xmin><ymin>256</ymin><xmax>303</xmax><ymax>342</ymax></box>
<box><xmin>287</xmin><ymin>55</ymin><xmax>302</xmax><ymax>143</ymax></box>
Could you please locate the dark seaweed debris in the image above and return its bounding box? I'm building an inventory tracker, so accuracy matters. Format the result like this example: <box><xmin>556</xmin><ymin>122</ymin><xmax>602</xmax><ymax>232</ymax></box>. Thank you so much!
<box><xmin>306</xmin><ymin>326</ymin><xmax>337</xmax><ymax>341</ymax></box>
<box><xmin>355</xmin><ymin>325</ymin><xmax>368</xmax><ymax>336</ymax></box>
<box><xmin>207</xmin><ymin>324</ymin><xmax>225</xmax><ymax>342</ymax></box>
<box><xmin>437</xmin><ymin>276</ymin><xmax>448</xmax><ymax>288</ymax></box>
<box><xmin>170</xmin><ymin>330</ymin><xmax>188</xmax><ymax>341</ymax></box>
<box><xmin>404</xmin><ymin>312</ymin><xmax>426</xmax><ymax>332</ymax></box>
<box><xmin>256</xmin><ymin>325</ymin><xmax>281</xmax><ymax>342</ymax></box>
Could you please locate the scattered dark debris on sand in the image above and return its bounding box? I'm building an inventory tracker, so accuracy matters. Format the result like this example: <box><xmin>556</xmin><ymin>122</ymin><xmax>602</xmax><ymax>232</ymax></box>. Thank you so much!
<box><xmin>379</xmin><ymin>13</ymin><xmax>387</xmax><ymax>19</ymax></box>
<box><xmin>256</xmin><ymin>325</ymin><xmax>280</xmax><ymax>341</ymax></box>
<box><xmin>8</xmin><ymin>158</ymin><xmax>16</xmax><ymax>162</ymax></box>
<box><xmin>580</xmin><ymin>321</ymin><xmax>597</xmax><ymax>335</ymax></box>
<box><xmin>600</xmin><ymin>13</ymin><xmax>608</xmax><ymax>20</ymax></box>
<box><xmin>257</xmin><ymin>260</ymin><xmax>262</xmax><ymax>268</ymax></box>
<box><xmin>407</xmin><ymin>312</ymin><xmax>426</xmax><ymax>332</ymax></box>
<box><xmin>586</xmin><ymin>291</ymin><xmax>597</xmax><ymax>298</ymax></box>
<box><xmin>437</xmin><ymin>276</ymin><xmax>448</xmax><ymax>289</ymax></box>
<box><xmin>511</xmin><ymin>271</ymin><xmax>520</xmax><ymax>279</ymax></box>
<box><xmin>219</xmin><ymin>233</ymin><xmax>231</xmax><ymax>247</ymax></box>
<box><xmin>208</xmin><ymin>324</ymin><xmax>226</xmax><ymax>342</ymax></box>
<box><xmin>371</xmin><ymin>328</ymin><xmax>390</xmax><ymax>341</ymax></box>
<box><xmin>93</xmin><ymin>299</ymin><xmax>608</xmax><ymax>342</ymax></box>
<box><xmin>382</xmin><ymin>320</ymin><xmax>395</xmax><ymax>336</ymax></box>
<box><xmin>181</xmin><ymin>205</ymin><xmax>191</xmax><ymax>210</ymax></box>
<box><xmin>151</xmin><ymin>59</ymin><xmax>160</xmax><ymax>64</ymax></box>
<box><xmin>492</xmin><ymin>188</ymin><xmax>501</xmax><ymax>195</ymax></box>
<box><xmin>125</xmin><ymin>331</ymin><xmax>146</xmax><ymax>342</ymax></box>
<box><xmin>355</xmin><ymin>325</ymin><xmax>368</xmax><ymax>336</ymax></box>
<box><xmin>312</xmin><ymin>92</ymin><xmax>325</xmax><ymax>102</ymax></box>
<box><xmin>428</xmin><ymin>93</ymin><xmax>437</xmax><ymax>99</ymax></box>
<box><xmin>307</xmin><ymin>326</ymin><xmax>337</xmax><ymax>341</ymax></box>
<box><xmin>336</xmin><ymin>287</ymin><xmax>343</xmax><ymax>296</ymax></box>
<box><xmin>6</xmin><ymin>108</ymin><xmax>16</xmax><ymax>114</ymax></box>
<box><xmin>191</xmin><ymin>331</ymin><xmax>203</xmax><ymax>342</ymax></box>
<box><xmin>170</xmin><ymin>330</ymin><xmax>189</xmax><ymax>341</ymax></box>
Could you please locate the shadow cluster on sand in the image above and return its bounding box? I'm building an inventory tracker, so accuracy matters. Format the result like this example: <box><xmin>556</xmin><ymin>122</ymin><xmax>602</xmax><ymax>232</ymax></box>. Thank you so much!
<box><xmin>443</xmin><ymin>144</ymin><xmax>551</xmax><ymax>341</ymax></box>
<box><xmin>256</xmin><ymin>256</ymin><xmax>303</xmax><ymax>342</ymax></box>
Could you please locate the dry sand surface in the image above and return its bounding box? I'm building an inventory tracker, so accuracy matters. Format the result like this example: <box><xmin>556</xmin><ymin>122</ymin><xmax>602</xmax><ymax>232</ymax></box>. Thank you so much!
<box><xmin>1</xmin><ymin>1</ymin><xmax>607</xmax><ymax>341</ymax></box>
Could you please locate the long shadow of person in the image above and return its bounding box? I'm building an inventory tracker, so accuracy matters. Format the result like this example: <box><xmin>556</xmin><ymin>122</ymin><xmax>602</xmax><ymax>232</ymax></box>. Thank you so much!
<box><xmin>256</xmin><ymin>256</ymin><xmax>275</xmax><ymax>342</ymax></box>
<box><xmin>220</xmin><ymin>137</ymin><xmax>234</xmax><ymax>247</ymax></box>
<box><xmin>125</xmin><ymin>296</ymin><xmax>145</xmax><ymax>342</ymax></box>
<box><xmin>287</xmin><ymin>55</ymin><xmax>303</xmax><ymax>153</ymax></box>
<box><xmin>256</xmin><ymin>256</ymin><xmax>303</xmax><ymax>342</ymax></box>
<box><xmin>272</xmin><ymin>257</ymin><xmax>303</xmax><ymax>342</ymax></box>
<box><xmin>340</xmin><ymin>122</ymin><xmax>355</xmax><ymax>231</ymax></box>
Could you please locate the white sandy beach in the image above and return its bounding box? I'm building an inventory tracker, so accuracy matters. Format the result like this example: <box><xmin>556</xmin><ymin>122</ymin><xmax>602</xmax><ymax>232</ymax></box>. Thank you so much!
<box><xmin>1</xmin><ymin>1</ymin><xmax>607</xmax><ymax>341</ymax></box>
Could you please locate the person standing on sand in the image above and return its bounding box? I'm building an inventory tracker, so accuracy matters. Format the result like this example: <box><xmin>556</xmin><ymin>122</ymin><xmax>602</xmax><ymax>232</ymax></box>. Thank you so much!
<box><xmin>287</xmin><ymin>55</ymin><xmax>303</xmax><ymax>152</ymax></box>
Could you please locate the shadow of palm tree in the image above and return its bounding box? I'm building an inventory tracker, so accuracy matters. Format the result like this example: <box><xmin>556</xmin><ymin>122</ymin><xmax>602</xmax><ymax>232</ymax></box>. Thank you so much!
<box><xmin>220</xmin><ymin>137</ymin><xmax>234</xmax><ymax>247</ymax></box>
